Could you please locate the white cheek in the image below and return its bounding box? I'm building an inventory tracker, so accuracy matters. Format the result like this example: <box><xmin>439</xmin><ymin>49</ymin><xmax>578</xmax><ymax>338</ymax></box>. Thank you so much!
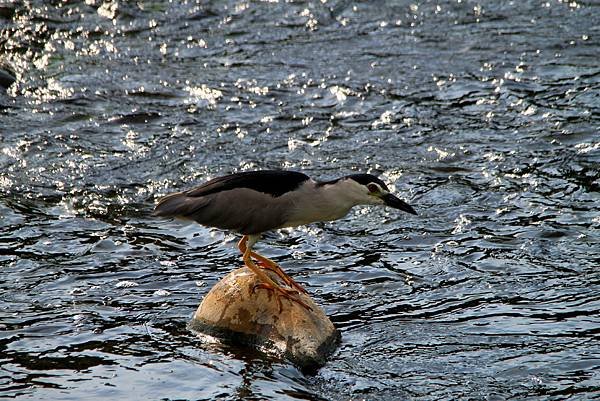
<box><xmin>371</xmin><ymin>195</ymin><xmax>385</xmax><ymax>205</ymax></box>
<box><xmin>361</xmin><ymin>190</ymin><xmax>383</xmax><ymax>205</ymax></box>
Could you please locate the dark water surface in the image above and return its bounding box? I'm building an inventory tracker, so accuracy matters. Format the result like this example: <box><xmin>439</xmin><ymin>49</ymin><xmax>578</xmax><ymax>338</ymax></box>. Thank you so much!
<box><xmin>1</xmin><ymin>1</ymin><xmax>599</xmax><ymax>399</ymax></box>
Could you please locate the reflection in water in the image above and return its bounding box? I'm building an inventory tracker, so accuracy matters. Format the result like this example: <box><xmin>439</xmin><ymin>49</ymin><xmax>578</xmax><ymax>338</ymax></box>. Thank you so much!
<box><xmin>1</xmin><ymin>0</ymin><xmax>599</xmax><ymax>399</ymax></box>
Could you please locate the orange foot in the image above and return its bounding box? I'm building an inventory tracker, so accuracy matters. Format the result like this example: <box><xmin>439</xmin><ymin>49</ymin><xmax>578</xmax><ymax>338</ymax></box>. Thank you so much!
<box><xmin>255</xmin><ymin>259</ymin><xmax>308</xmax><ymax>295</ymax></box>
<box><xmin>252</xmin><ymin>282</ymin><xmax>312</xmax><ymax>312</ymax></box>
<box><xmin>238</xmin><ymin>235</ymin><xmax>308</xmax><ymax>295</ymax></box>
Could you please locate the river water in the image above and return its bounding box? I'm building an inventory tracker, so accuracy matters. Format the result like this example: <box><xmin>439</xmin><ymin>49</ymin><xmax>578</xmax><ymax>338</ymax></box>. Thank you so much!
<box><xmin>1</xmin><ymin>1</ymin><xmax>599</xmax><ymax>399</ymax></box>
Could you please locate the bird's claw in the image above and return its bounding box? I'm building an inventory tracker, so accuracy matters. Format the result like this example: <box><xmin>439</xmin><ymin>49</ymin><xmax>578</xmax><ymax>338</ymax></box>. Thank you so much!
<box><xmin>252</xmin><ymin>283</ymin><xmax>312</xmax><ymax>312</ymax></box>
<box><xmin>255</xmin><ymin>260</ymin><xmax>308</xmax><ymax>295</ymax></box>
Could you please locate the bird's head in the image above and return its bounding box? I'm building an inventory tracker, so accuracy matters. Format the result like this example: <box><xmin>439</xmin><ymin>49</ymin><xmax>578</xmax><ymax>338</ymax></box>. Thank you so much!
<box><xmin>343</xmin><ymin>173</ymin><xmax>417</xmax><ymax>215</ymax></box>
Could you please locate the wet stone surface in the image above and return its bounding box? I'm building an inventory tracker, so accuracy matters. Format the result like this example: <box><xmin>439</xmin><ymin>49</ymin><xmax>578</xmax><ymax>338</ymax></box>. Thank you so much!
<box><xmin>190</xmin><ymin>267</ymin><xmax>340</xmax><ymax>371</ymax></box>
<box><xmin>1</xmin><ymin>1</ymin><xmax>599</xmax><ymax>400</ymax></box>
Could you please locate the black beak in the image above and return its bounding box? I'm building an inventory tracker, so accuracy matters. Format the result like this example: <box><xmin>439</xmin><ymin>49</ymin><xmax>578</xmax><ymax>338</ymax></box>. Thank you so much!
<box><xmin>382</xmin><ymin>193</ymin><xmax>417</xmax><ymax>215</ymax></box>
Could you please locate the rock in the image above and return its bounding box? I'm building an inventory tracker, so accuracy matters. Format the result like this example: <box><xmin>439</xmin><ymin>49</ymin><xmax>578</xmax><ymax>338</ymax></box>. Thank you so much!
<box><xmin>0</xmin><ymin>67</ymin><xmax>15</xmax><ymax>90</ymax></box>
<box><xmin>189</xmin><ymin>267</ymin><xmax>340</xmax><ymax>370</ymax></box>
<box><xmin>0</xmin><ymin>5</ymin><xmax>16</xmax><ymax>20</ymax></box>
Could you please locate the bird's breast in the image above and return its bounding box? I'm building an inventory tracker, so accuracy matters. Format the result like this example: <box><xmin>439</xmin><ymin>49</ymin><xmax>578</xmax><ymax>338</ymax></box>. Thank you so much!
<box><xmin>282</xmin><ymin>200</ymin><xmax>353</xmax><ymax>228</ymax></box>
<box><xmin>277</xmin><ymin>180</ymin><xmax>359</xmax><ymax>228</ymax></box>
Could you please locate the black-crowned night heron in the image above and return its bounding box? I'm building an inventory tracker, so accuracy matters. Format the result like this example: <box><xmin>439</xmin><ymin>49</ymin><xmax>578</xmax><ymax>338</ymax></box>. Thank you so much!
<box><xmin>153</xmin><ymin>170</ymin><xmax>417</xmax><ymax>310</ymax></box>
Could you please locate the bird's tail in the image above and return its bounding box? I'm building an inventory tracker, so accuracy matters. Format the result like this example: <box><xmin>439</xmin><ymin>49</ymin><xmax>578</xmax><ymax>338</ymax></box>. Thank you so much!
<box><xmin>153</xmin><ymin>192</ymin><xmax>210</xmax><ymax>218</ymax></box>
<box><xmin>153</xmin><ymin>192</ymin><xmax>185</xmax><ymax>217</ymax></box>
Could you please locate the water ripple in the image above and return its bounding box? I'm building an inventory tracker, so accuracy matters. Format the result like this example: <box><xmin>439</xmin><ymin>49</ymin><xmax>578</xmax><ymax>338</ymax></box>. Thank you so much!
<box><xmin>1</xmin><ymin>0</ymin><xmax>599</xmax><ymax>399</ymax></box>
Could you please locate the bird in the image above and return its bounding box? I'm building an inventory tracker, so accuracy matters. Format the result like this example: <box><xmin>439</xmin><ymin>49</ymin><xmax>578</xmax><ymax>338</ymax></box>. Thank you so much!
<box><xmin>153</xmin><ymin>170</ymin><xmax>417</xmax><ymax>311</ymax></box>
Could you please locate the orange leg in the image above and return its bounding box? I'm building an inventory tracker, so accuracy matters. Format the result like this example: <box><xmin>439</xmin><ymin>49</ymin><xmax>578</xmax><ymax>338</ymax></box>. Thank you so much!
<box><xmin>237</xmin><ymin>236</ymin><xmax>308</xmax><ymax>294</ymax></box>
<box><xmin>249</xmin><ymin>252</ymin><xmax>308</xmax><ymax>294</ymax></box>
<box><xmin>239</xmin><ymin>235</ymin><xmax>311</xmax><ymax>311</ymax></box>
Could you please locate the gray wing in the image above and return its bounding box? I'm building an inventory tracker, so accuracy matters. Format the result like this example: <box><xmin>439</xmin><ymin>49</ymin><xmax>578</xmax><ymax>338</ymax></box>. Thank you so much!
<box><xmin>153</xmin><ymin>186</ymin><xmax>293</xmax><ymax>235</ymax></box>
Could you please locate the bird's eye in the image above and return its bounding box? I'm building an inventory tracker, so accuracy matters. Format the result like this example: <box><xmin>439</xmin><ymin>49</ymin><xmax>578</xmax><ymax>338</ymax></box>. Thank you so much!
<box><xmin>367</xmin><ymin>183</ymin><xmax>379</xmax><ymax>193</ymax></box>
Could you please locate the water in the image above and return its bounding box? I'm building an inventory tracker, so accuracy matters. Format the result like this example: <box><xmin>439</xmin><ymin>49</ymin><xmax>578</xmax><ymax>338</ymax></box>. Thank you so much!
<box><xmin>1</xmin><ymin>0</ymin><xmax>599</xmax><ymax>399</ymax></box>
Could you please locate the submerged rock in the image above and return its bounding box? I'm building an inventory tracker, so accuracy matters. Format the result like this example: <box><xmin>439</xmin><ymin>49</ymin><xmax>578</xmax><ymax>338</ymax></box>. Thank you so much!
<box><xmin>189</xmin><ymin>267</ymin><xmax>340</xmax><ymax>370</ymax></box>
<box><xmin>0</xmin><ymin>67</ymin><xmax>15</xmax><ymax>90</ymax></box>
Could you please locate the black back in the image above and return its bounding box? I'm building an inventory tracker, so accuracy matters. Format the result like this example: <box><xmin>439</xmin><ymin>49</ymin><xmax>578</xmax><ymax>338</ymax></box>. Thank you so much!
<box><xmin>185</xmin><ymin>170</ymin><xmax>310</xmax><ymax>198</ymax></box>
<box><xmin>317</xmin><ymin>173</ymin><xmax>390</xmax><ymax>191</ymax></box>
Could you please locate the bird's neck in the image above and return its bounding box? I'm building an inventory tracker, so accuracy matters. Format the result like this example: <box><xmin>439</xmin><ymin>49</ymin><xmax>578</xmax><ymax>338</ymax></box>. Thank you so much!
<box><xmin>282</xmin><ymin>180</ymin><xmax>368</xmax><ymax>227</ymax></box>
